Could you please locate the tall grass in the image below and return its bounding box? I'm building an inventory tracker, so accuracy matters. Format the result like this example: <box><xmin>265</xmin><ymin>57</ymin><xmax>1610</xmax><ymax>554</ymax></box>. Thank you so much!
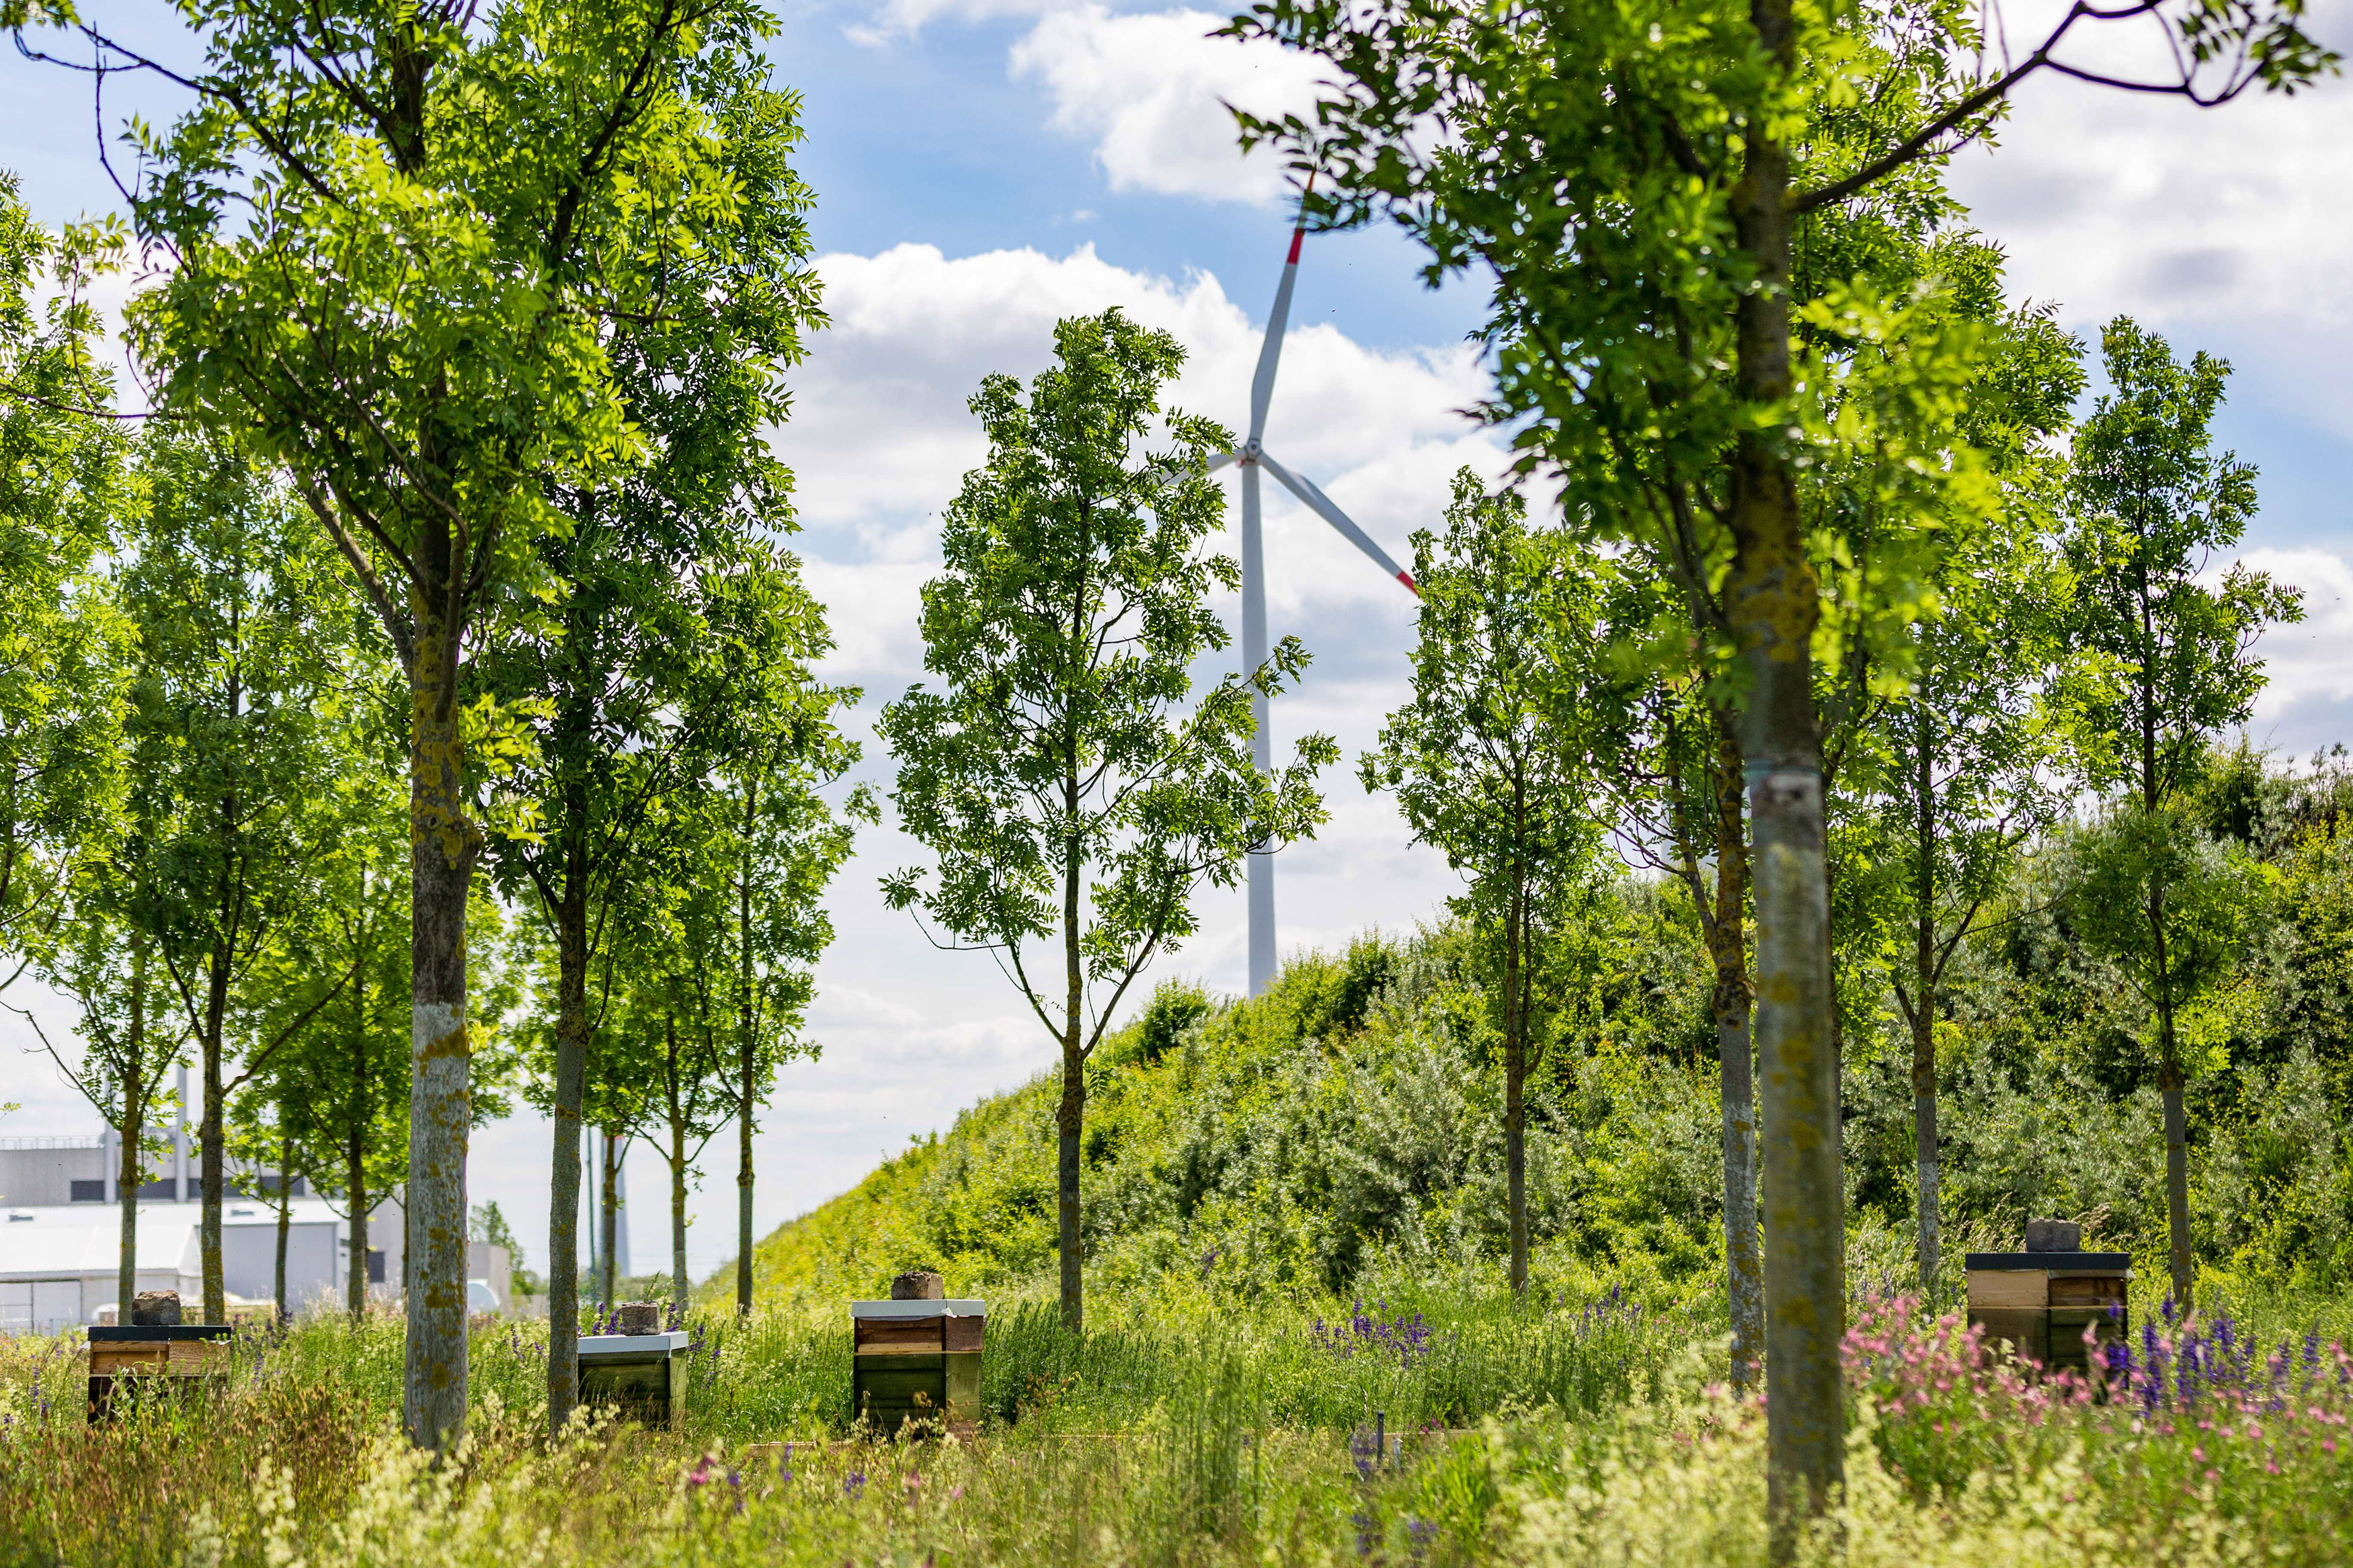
<box><xmin>10</xmin><ymin>1284</ymin><xmax>2353</xmax><ymax>1566</ymax></box>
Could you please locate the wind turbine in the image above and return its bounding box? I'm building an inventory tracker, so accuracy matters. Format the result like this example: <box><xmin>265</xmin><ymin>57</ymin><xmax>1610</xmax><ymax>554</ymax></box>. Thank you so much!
<box><xmin>1210</xmin><ymin>206</ymin><xmax>1421</xmax><ymax>999</ymax></box>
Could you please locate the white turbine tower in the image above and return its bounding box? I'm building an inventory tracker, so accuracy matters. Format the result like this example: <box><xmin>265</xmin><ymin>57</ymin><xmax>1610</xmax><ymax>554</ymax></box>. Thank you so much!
<box><xmin>1211</xmin><ymin>210</ymin><xmax>1421</xmax><ymax>998</ymax></box>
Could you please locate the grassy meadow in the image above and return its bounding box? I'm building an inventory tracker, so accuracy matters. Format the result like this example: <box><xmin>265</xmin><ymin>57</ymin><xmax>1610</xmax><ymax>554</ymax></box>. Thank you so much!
<box><xmin>18</xmin><ymin>790</ymin><xmax>2353</xmax><ymax>1568</ymax></box>
<box><xmin>8</xmin><ymin>1275</ymin><xmax>2353</xmax><ymax>1566</ymax></box>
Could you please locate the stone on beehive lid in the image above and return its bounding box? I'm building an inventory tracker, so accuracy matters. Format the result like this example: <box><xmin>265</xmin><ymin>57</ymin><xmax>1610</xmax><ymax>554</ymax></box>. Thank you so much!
<box><xmin>611</xmin><ymin>1301</ymin><xmax>662</xmax><ymax>1335</ymax></box>
<box><xmin>891</xmin><ymin>1270</ymin><xmax>945</xmax><ymax>1301</ymax></box>
<box><xmin>131</xmin><ymin>1290</ymin><xmax>182</xmax><ymax>1327</ymax></box>
<box><xmin>2024</xmin><ymin>1218</ymin><xmax>2081</xmax><ymax>1253</ymax></box>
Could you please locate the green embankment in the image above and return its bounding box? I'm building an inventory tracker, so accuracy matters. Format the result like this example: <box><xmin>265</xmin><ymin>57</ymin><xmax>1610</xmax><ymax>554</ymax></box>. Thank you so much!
<box><xmin>736</xmin><ymin>747</ymin><xmax>2353</xmax><ymax>1319</ymax></box>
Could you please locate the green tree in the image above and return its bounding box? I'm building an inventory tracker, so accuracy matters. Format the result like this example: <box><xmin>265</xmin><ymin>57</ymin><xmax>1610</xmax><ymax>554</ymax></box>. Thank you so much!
<box><xmin>469</xmin><ymin>33</ymin><xmax>840</xmax><ymax>1417</ymax></box>
<box><xmin>612</xmin><ymin>866</ymin><xmax>735</xmax><ymax>1315</ymax></box>
<box><xmin>26</xmin><ymin>845</ymin><xmax>182</xmax><ymax>1326</ymax></box>
<box><xmin>1363</xmin><ymin>471</ymin><xmax>1602</xmax><ymax>1296</ymax></box>
<box><xmin>1582</xmin><ymin>600</ymin><xmax>1762</xmax><ymax>1382</ymax></box>
<box><xmin>121</xmin><ymin>429</ymin><xmax>357</xmax><ymax>1324</ymax></box>
<box><xmin>711</xmin><ymin>692</ymin><xmax>865</xmax><ymax>1319</ymax></box>
<box><xmin>92</xmin><ymin>0</ymin><xmax>780</xmax><ymax>1448</ymax></box>
<box><xmin>881</xmin><ymin>309</ymin><xmax>1335</xmax><ymax>1331</ymax></box>
<box><xmin>2061</xmin><ymin>318</ymin><xmax>2301</xmax><ymax>1307</ymax></box>
<box><xmin>250</xmin><ymin>759</ymin><xmax>413</xmax><ymax>1319</ymax></box>
<box><xmin>0</xmin><ymin>171</ymin><xmax>127</xmax><ymax>1000</ymax></box>
<box><xmin>1870</xmin><ymin>306</ymin><xmax>2082</xmax><ymax>1298</ymax></box>
<box><xmin>1224</xmin><ymin>0</ymin><xmax>2329</xmax><ymax>1519</ymax></box>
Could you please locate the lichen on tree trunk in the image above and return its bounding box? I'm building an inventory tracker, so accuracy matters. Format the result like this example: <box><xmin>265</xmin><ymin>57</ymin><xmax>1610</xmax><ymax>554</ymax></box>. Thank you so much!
<box><xmin>405</xmin><ymin>629</ymin><xmax>479</xmax><ymax>1454</ymax></box>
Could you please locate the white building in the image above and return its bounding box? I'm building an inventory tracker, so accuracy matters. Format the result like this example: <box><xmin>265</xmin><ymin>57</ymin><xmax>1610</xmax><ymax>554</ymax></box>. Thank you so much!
<box><xmin>0</xmin><ymin>1194</ymin><xmax>409</xmax><ymax>1333</ymax></box>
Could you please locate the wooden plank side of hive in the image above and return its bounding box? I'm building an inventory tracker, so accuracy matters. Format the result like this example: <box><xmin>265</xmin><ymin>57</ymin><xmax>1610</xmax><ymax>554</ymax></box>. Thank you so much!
<box><xmin>857</xmin><ymin>1316</ymin><xmax>946</xmax><ymax>1354</ymax></box>
<box><xmin>1966</xmin><ymin>1269</ymin><xmax>2048</xmax><ymax>1311</ymax></box>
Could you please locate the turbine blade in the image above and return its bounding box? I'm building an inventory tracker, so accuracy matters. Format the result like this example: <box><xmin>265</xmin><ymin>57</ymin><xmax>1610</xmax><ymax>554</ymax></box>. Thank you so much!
<box><xmin>1258</xmin><ymin>450</ymin><xmax>1420</xmax><ymax>595</ymax></box>
<box><xmin>1246</xmin><ymin>222</ymin><xmax>1306</xmax><ymax>446</ymax></box>
<box><xmin>1206</xmin><ymin>450</ymin><xmax>1238</xmax><ymax>473</ymax></box>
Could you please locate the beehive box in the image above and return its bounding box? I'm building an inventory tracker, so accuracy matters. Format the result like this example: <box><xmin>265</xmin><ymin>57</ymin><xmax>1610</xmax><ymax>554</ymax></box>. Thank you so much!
<box><xmin>577</xmin><ymin>1330</ymin><xmax>692</xmax><ymax>1428</ymax></box>
<box><xmin>1966</xmin><ymin>1249</ymin><xmax>2130</xmax><ymax>1376</ymax></box>
<box><xmin>851</xmin><ymin>1299</ymin><xmax>984</xmax><ymax>1434</ymax></box>
<box><xmin>87</xmin><ymin>1325</ymin><xmax>233</xmax><ymax>1421</ymax></box>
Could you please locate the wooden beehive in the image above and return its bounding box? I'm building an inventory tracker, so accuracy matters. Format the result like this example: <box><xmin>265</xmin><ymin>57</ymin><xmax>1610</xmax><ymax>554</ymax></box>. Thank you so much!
<box><xmin>577</xmin><ymin>1330</ymin><xmax>692</xmax><ymax>1428</ymax></box>
<box><xmin>850</xmin><ymin>1298</ymin><xmax>984</xmax><ymax>1435</ymax></box>
<box><xmin>1966</xmin><ymin>1244</ymin><xmax>2130</xmax><ymax>1376</ymax></box>
<box><xmin>87</xmin><ymin>1325</ymin><xmax>233</xmax><ymax>1421</ymax></box>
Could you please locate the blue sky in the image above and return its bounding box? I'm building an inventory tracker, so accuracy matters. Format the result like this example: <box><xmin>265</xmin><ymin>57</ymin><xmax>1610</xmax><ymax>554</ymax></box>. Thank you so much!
<box><xmin>4</xmin><ymin>0</ymin><xmax>2350</xmax><ymax>1292</ymax></box>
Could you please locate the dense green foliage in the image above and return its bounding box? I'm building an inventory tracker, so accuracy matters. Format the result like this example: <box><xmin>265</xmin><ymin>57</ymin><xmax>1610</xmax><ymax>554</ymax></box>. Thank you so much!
<box><xmin>746</xmin><ymin>747</ymin><xmax>2353</xmax><ymax>1312</ymax></box>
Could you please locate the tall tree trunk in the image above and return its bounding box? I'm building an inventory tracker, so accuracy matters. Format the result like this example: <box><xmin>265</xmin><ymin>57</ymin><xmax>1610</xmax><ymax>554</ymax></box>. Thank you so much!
<box><xmin>1505</xmin><ymin>874</ymin><xmax>1528</xmax><ymax>1298</ymax></box>
<box><xmin>200</xmin><ymin>947</ymin><xmax>229</xmax><ymax>1324</ymax></box>
<box><xmin>348</xmin><ymin>1104</ymin><xmax>369</xmax><ymax>1319</ymax></box>
<box><xmin>1709</xmin><ymin>716</ymin><xmax>1763</xmax><ymax>1387</ymax></box>
<box><xmin>1727</xmin><ymin>6</ymin><xmax>1843</xmax><ymax>1529</ymax></box>
<box><xmin>666</xmin><ymin>1013</ymin><xmax>690</xmax><ymax>1314</ymax></box>
<box><xmin>545</xmin><ymin>845</ymin><xmax>590</xmax><ymax>1432</ymax></box>
<box><xmin>274</xmin><ymin>1130</ymin><xmax>292</xmax><ymax>1323</ymax></box>
<box><xmin>405</xmin><ymin>622</ymin><xmax>479</xmax><ymax>1454</ymax></box>
<box><xmin>736</xmin><ymin>779</ymin><xmax>760</xmax><ymax>1320</ymax></box>
<box><xmin>348</xmin><ymin>971</ymin><xmax>370</xmax><ymax>1319</ymax></box>
<box><xmin>671</xmin><ymin>1130</ymin><xmax>690</xmax><ymax>1315</ymax></box>
<box><xmin>2153</xmin><ymin>884</ymin><xmax>2192</xmax><ymax>1307</ymax></box>
<box><xmin>602</xmin><ymin>1129</ymin><xmax>623</xmax><ymax>1305</ymax></box>
<box><xmin>117</xmin><ymin>936</ymin><xmax>149</xmax><ymax>1325</ymax></box>
<box><xmin>2141</xmin><ymin>683</ymin><xmax>2193</xmax><ymax>1309</ymax></box>
<box><xmin>1911</xmin><ymin>714</ymin><xmax>1940</xmax><ymax>1301</ymax></box>
<box><xmin>1058</xmin><ymin>759</ymin><xmax>1086</xmax><ymax>1333</ymax></box>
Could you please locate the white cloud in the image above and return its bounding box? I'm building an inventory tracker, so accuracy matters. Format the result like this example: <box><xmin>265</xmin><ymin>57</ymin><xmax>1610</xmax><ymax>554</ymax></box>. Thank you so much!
<box><xmin>778</xmin><ymin>239</ymin><xmax>1505</xmax><ymax>690</ymax></box>
<box><xmin>1008</xmin><ymin>5</ymin><xmax>1326</xmax><ymax>203</ymax></box>
<box><xmin>1947</xmin><ymin>0</ymin><xmax>2353</xmax><ymax>427</ymax></box>
<box><xmin>2236</xmin><ymin>547</ymin><xmax>2353</xmax><ymax>743</ymax></box>
<box><xmin>846</xmin><ymin>0</ymin><xmax>1059</xmax><ymax>47</ymax></box>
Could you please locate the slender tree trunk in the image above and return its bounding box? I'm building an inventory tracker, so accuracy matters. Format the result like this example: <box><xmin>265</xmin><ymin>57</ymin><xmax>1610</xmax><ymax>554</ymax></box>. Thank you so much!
<box><xmin>1058</xmin><ymin>750</ymin><xmax>1086</xmax><ymax>1332</ymax></box>
<box><xmin>118</xmin><ymin>949</ymin><xmax>146</xmax><ymax>1324</ymax></box>
<box><xmin>737</xmin><ymin>780</ymin><xmax>760</xmax><ymax>1320</ymax></box>
<box><xmin>405</xmin><ymin>622</ymin><xmax>479</xmax><ymax>1454</ymax></box>
<box><xmin>602</xmin><ymin>1130</ymin><xmax>623</xmax><ymax>1304</ymax></box>
<box><xmin>1708</xmin><ymin>716</ymin><xmax>1763</xmax><ymax>1387</ymax></box>
<box><xmin>545</xmin><ymin>846</ymin><xmax>590</xmax><ymax>1432</ymax></box>
<box><xmin>1505</xmin><ymin>872</ymin><xmax>1529</xmax><ymax>1298</ymax></box>
<box><xmin>666</xmin><ymin>1014</ymin><xmax>690</xmax><ymax>1314</ymax></box>
<box><xmin>1911</xmin><ymin>715</ymin><xmax>1940</xmax><ymax>1301</ymax></box>
<box><xmin>1727</xmin><ymin>13</ymin><xmax>1843</xmax><ymax>1530</ymax></box>
<box><xmin>274</xmin><ymin>1130</ymin><xmax>292</xmax><ymax>1323</ymax></box>
<box><xmin>348</xmin><ymin>1109</ymin><xmax>369</xmax><ymax>1319</ymax></box>
<box><xmin>2153</xmin><ymin>884</ymin><xmax>2193</xmax><ymax>1307</ymax></box>
<box><xmin>2140</xmin><ymin>690</ymin><xmax>2194</xmax><ymax>1309</ymax></box>
<box><xmin>200</xmin><ymin>948</ymin><xmax>229</xmax><ymax>1324</ymax></box>
<box><xmin>671</xmin><ymin>1134</ymin><xmax>690</xmax><ymax>1316</ymax></box>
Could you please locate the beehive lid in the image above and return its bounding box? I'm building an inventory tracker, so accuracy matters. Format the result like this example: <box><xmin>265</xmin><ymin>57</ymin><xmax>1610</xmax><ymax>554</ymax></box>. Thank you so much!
<box><xmin>88</xmin><ymin>1325</ymin><xmax>235</xmax><ymax>1342</ymax></box>
<box><xmin>850</xmin><ymin>1298</ymin><xmax>986</xmax><ymax>1319</ymax></box>
<box><xmin>1963</xmin><ymin>1252</ymin><xmax>2131</xmax><ymax>1272</ymax></box>
<box><xmin>577</xmin><ymin>1331</ymin><xmax>690</xmax><ymax>1359</ymax></box>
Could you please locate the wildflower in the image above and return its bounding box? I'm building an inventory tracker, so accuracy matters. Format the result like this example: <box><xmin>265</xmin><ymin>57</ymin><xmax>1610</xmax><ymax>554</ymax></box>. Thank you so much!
<box><xmin>844</xmin><ymin>1471</ymin><xmax>866</xmax><ymax>1499</ymax></box>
